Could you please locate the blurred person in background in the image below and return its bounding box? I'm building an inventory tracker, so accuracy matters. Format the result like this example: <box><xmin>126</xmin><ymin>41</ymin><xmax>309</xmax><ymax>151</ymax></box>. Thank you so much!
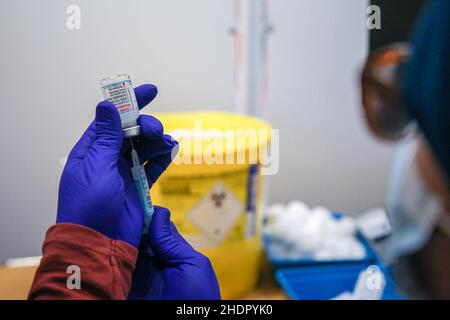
<box><xmin>362</xmin><ymin>0</ymin><xmax>450</xmax><ymax>299</ymax></box>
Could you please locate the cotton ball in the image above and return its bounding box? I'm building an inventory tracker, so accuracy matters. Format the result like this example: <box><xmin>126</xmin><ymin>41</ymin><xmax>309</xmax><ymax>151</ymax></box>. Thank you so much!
<box><xmin>287</xmin><ymin>201</ymin><xmax>310</xmax><ymax>216</ymax></box>
<box><xmin>264</xmin><ymin>203</ymin><xmax>287</xmax><ymax>236</ymax></box>
<box><xmin>263</xmin><ymin>224</ymin><xmax>275</xmax><ymax>237</ymax></box>
<box><xmin>320</xmin><ymin>233</ymin><xmax>366</xmax><ymax>260</ymax></box>
<box><xmin>267</xmin><ymin>203</ymin><xmax>287</xmax><ymax>222</ymax></box>
<box><xmin>332</xmin><ymin>237</ymin><xmax>366</xmax><ymax>259</ymax></box>
<box><xmin>314</xmin><ymin>248</ymin><xmax>335</xmax><ymax>260</ymax></box>
<box><xmin>263</xmin><ymin>219</ymin><xmax>281</xmax><ymax>238</ymax></box>
<box><xmin>309</xmin><ymin>206</ymin><xmax>337</xmax><ymax>235</ymax></box>
<box><xmin>335</xmin><ymin>216</ymin><xmax>357</xmax><ymax>237</ymax></box>
<box><xmin>310</xmin><ymin>206</ymin><xmax>332</xmax><ymax>220</ymax></box>
<box><xmin>321</xmin><ymin>236</ymin><xmax>346</xmax><ymax>258</ymax></box>
<box><xmin>267</xmin><ymin>209</ymin><xmax>303</xmax><ymax>242</ymax></box>
<box><xmin>279</xmin><ymin>205</ymin><xmax>311</xmax><ymax>232</ymax></box>
<box><xmin>264</xmin><ymin>219</ymin><xmax>284</xmax><ymax>238</ymax></box>
<box><xmin>265</xmin><ymin>202</ymin><xmax>366</xmax><ymax>261</ymax></box>
<box><xmin>285</xmin><ymin>201</ymin><xmax>311</xmax><ymax>228</ymax></box>
<box><xmin>334</xmin><ymin>237</ymin><xmax>356</xmax><ymax>258</ymax></box>
<box><xmin>293</xmin><ymin>211</ymin><xmax>326</xmax><ymax>253</ymax></box>
<box><xmin>268</xmin><ymin>203</ymin><xmax>287</xmax><ymax>217</ymax></box>
<box><xmin>347</xmin><ymin>239</ymin><xmax>366</xmax><ymax>259</ymax></box>
<box><xmin>281</xmin><ymin>212</ymin><xmax>306</xmax><ymax>241</ymax></box>
<box><xmin>268</xmin><ymin>207</ymin><xmax>314</xmax><ymax>257</ymax></box>
<box><xmin>269</xmin><ymin>242</ymin><xmax>289</xmax><ymax>259</ymax></box>
<box><xmin>322</xmin><ymin>214</ymin><xmax>341</xmax><ymax>236</ymax></box>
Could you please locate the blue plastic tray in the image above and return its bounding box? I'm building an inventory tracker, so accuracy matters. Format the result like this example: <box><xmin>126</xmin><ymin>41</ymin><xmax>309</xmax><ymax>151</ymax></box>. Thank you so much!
<box><xmin>263</xmin><ymin>213</ymin><xmax>376</xmax><ymax>268</ymax></box>
<box><xmin>275</xmin><ymin>261</ymin><xmax>402</xmax><ymax>300</ymax></box>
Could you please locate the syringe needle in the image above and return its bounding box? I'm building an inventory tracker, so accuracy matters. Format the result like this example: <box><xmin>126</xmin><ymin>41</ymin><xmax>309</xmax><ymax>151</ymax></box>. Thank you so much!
<box><xmin>130</xmin><ymin>139</ymin><xmax>141</xmax><ymax>168</ymax></box>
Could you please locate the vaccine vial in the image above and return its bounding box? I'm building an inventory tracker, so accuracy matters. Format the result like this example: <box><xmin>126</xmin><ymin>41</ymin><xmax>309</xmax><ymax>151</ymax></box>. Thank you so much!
<box><xmin>100</xmin><ymin>74</ymin><xmax>141</xmax><ymax>138</ymax></box>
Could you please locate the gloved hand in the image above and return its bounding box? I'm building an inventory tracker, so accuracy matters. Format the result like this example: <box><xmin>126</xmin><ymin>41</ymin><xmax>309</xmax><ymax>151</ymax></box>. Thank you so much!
<box><xmin>56</xmin><ymin>84</ymin><xmax>178</xmax><ymax>248</ymax></box>
<box><xmin>128</xmin><ymin>206</ymin><xmax>221</xmax><ymax>300</ymax></box>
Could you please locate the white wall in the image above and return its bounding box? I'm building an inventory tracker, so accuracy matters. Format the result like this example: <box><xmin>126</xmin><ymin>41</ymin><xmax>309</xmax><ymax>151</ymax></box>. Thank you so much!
<box><xmin>267</xmin><ymin>0</ymin><xmax>393</xmax><ymax>213</ymax></box>
<box><xmin>0</xmin><ymin>0</ymin><xmax>393</xmax><ymax>261</ymax></box>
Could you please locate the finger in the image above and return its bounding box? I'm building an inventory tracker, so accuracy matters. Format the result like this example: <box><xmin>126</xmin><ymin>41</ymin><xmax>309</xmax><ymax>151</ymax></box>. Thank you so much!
<box><xmin>135</xmin><ymin>84</ymin><xmax>158</xmax><ymax>110</ymax></box>
<box><xmin>67</xmin><ymin>121</ymin><xmax>96</xmax><ymax>160</ymax></box>
<box><xmin>169</xmin><ymin>222</ymin><xmax>190</xmax><ymax>247</ymax></box>
<box><xmin>144</xmin><ymin>152</ymin><xmax>175</xmax><ymax>185</ymax></box>
<box><xmin>138</xmin><ymin>114</ymin><xmax>163</xmax><ymax>140</ymax></box>
<box><xmin>91</xmin><ymin>101</ymin><xmax>123</xmax><ymax>161</ymax></box>
<box><xmin>121</xmin><ymin>135</ymin><xmax>176</xmax><ymax>170</ymax></box>
<box><xmin>136</xmin><ymin>134</ymin><xmax>178</xmax><ymax>160</ymax></box>
<box><xmin>149</xmin><ymin>206</ymin><xmax>196</xmax><ymax>265</ymax></box>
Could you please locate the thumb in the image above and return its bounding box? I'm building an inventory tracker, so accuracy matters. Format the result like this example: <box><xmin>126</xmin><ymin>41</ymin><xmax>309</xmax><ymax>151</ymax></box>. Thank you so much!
<box><xmin>149</xmin><ymin>206</ymin><xmax>197</xmax><ymax>265</ymax></box>
<box><xmin>93</xmin><ymin>101</ymin><xmax>123</xmax><ymax>160</ymax></box>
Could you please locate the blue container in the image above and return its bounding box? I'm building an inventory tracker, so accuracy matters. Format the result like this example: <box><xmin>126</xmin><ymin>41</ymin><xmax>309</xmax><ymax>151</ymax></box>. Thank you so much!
<box><xmin>263</xmin><ymin>213</ymin><xmax>376</xmax><ymax>268</ymax></box>
<box><xmin>275</xmin><ymin>261</ymin><xmax>402</xmax><ymax>300</ymax></box>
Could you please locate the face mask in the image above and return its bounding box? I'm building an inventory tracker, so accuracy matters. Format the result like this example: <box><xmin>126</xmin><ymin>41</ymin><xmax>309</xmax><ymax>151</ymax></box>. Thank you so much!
<box><xmin>385</xmin><ymin>138</ymin><xmax>444</xmax><ymax>262</ymax></box>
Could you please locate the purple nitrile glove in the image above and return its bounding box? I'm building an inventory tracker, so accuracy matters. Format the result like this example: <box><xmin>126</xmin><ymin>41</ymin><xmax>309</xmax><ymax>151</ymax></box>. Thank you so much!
<box><xmin>56</xmin><ymin>84</ymin><xmax>178</xmax><ymax>249</ymax></box>
<box><xmin>128</xmin><ymin>206</ymin><xmax>221</xmax><ymax>300</ymax></box>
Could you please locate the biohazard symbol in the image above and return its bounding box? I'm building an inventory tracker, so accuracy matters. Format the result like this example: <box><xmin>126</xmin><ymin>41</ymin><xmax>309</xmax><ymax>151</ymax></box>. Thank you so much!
<box><xmin>211</xmin><ymin>192</ymin><xmax>226</xmax><ymax>208</ymax></box>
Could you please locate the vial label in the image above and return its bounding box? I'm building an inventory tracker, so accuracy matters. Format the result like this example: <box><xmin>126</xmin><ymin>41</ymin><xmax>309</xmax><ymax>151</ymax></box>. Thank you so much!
<box><xmin>102</xmin><ymin>80</ymin><xmax>138</xmax><ymax>115</ymax></box>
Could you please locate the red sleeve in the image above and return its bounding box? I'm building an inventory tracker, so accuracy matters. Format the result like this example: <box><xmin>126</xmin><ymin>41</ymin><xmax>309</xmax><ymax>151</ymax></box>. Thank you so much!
<box><xmin>28</xmin><ymin>223</ymin><xmax>138</xmax><ymax>300</ymax></box>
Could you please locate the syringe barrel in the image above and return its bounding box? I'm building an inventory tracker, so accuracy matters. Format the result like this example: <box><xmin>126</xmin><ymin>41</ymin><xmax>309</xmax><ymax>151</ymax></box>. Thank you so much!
<box><xmin>131</xmin><ymin>164</ymin><xmax>154</xmax><ymax>234</ymax></box>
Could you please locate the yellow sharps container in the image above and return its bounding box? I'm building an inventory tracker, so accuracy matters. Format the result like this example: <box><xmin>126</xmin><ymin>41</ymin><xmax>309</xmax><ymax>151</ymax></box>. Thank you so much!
<box><xmin>149</xmin><ymin>111</ymin><xmax>272</xmax><ymax>299</ymax></box>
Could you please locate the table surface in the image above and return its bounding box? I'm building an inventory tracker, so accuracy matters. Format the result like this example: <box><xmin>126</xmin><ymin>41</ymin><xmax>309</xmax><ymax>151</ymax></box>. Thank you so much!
<box><xmin>0</xmin><ymin>265</ymin><xmax>287</xmax><ymax>300</ymax></box>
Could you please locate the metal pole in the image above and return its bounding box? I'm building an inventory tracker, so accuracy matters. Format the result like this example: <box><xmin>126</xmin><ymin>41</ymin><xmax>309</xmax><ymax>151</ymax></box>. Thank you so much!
<box><xmin>232</xmin><ymin>0</ymin><xmax>272</xmax><ymax>118</ymax></box>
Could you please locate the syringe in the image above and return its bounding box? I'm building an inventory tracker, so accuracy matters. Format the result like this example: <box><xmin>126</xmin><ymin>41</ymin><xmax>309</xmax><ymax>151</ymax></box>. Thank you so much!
<box><xmin>130</xmin><ymin>139</ymin><xmax>154</xmax><ymax>240</ymax></box>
